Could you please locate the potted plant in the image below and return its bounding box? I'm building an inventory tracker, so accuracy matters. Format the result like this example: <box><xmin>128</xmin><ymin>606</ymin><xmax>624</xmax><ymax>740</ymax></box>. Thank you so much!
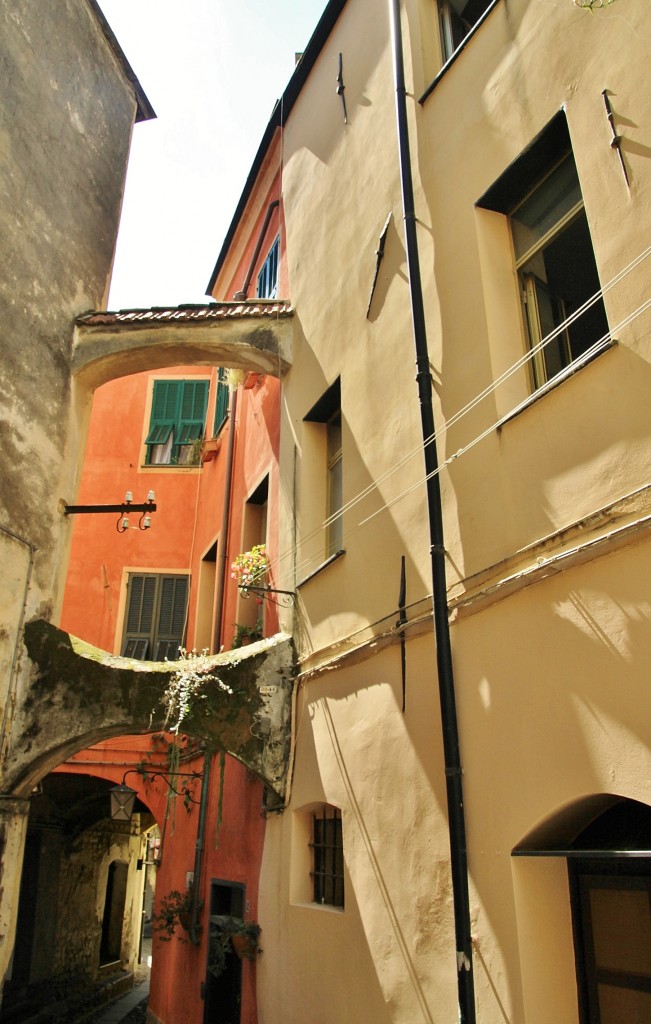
<box><xmin>207</xmin><ymin>918</ymin><xmax>261</xmax><ymax>978</ymax></box>
<box><xmin>152</xmin><ymin>888</ymin><xmax>200</xmax><ymax>942</ymax></box>
<box><xmin>200</xmin><ymin>436</ymin><xmax>222</xmax><ymax>463</ymax></box>
<box><xmin>230</xmin><ymin>545</ymin><xmax>270</xmax><ymax>595</ymax></box>
<box><xmin>232</xmin><ymin>618</ymin><xmax>263</xmax><ymax>649</ymax></box>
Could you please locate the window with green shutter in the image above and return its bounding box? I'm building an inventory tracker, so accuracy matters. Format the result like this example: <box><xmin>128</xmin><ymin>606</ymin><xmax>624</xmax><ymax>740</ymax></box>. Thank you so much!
<box><xmin>121</xmin><ymin>573</ymin><xmax>189</xmax><ymax>660</ymax></box>
<box><xmin>145</xmin><ymin>379</ymin><xmax>209</xmax><ymax>465</ymax></box>
<box><xmin>213</xmin><ymin>368</ymin><xmax>229</xmax><ymax>436</ymax></box>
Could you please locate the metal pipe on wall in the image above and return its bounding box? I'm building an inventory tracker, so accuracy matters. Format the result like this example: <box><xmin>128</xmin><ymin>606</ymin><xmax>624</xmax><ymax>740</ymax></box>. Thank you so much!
<box><xmin>388</xmin><ymin>1</ymin><xmax>476</xmax><ymax>1020</ymax></box>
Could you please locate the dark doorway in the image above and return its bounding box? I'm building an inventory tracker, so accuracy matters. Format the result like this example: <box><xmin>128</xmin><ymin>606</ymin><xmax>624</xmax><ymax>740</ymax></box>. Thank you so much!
<box><xmin>204</xmin><ymin>880</ymin><xmax>245</xmax><ymax>1024</ymax></box>
<box><xmin>100</xmin><ymin>860</ymin><xmax>128</xmax><ymax>964</ymax></box>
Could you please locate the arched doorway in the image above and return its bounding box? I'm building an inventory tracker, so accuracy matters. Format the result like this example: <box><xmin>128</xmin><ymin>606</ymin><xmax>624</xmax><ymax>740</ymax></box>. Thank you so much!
<box><xmin>513</xmin><ymin>795</ymin><xmax>651</xmax><ymax>1024</ymax></box>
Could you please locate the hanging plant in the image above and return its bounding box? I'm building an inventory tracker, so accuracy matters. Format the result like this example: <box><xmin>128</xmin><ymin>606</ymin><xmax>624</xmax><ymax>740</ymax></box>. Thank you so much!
<box><xmin>152</xmin><ymin>888</ymin><xmax>198</xmax><ymax>942</ymax></box>
<box><xmin>207</xmin><ymin>918</ymin><xmax>261</xmax><ymax>977</ymax></box>
<box><xmin>159</xmin><ymin>649</ymin><xmax>232</xmax><ymax>823</ymax></box>
<box><xmin>230</xmin><ymin>545</ymin><xmax>270</xmax><ymax>595</ymax></box>
<box><xmin>232</xmin><ymin>618</ymin><xmax>263</xmax><ymax>649</ymax></box>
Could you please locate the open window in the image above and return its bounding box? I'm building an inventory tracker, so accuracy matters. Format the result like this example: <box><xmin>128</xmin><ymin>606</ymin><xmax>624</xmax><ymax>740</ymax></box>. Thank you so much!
<box><xmin>121</xmin><ymin>573</ymin><xmax>189</xmax><ymax>660</ymax></box>
<box><xmin>438</xmin><ymin>0</ymin><xmax>496</xmax><ymax>62</ymax></box>
<box><xmin>145</xmin><ymin>379</ymin><xmax>209</xmax><ymax>465</ymax></box>
<box><xmin>478</xmin><ymin>113</ymin><xmax>610</xmax><ymax>392</ymax></box>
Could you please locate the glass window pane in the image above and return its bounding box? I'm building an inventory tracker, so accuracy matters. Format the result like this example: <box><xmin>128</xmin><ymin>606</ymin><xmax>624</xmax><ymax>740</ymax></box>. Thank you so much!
<box><xmin>512</xmin><ymin>155</ymin><xmax>582</xmax><ymax>261</ymax></box>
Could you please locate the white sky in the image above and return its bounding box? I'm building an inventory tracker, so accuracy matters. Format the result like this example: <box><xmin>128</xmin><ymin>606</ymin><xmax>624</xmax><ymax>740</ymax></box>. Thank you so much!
<box><xmin>98</xmin><ymin>0</ymin><xmax>327</xmax><ymax>310</ymax></box>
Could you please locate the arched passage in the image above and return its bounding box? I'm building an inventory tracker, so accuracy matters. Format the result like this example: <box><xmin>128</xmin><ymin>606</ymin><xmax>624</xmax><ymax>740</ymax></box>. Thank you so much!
<box><xmin>13</xmin><ymin>620</ymin><xmax>294</xmax><ymax>800</ymax></box>
<box><xmin>72</xmin><ymin>301</ymin><xmax>294</xmax><ymax>390</ymax></box>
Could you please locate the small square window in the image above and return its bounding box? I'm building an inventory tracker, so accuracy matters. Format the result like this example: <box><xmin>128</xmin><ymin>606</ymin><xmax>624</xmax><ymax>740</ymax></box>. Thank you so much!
<box><xmin>310</xmin><ymin>805</ymin><xmax>344</xmax><ymax>908</ymax></box>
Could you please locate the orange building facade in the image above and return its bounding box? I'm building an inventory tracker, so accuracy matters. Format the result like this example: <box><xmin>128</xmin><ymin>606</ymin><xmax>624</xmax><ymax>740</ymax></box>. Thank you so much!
<box><xmin>59</xmin><ymin>191</ymin><xmax>285</xmax><ymax>1024</ymax></box>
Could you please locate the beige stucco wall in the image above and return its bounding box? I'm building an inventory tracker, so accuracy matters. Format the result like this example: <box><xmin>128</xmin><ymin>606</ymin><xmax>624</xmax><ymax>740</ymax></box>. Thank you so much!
<box><xmin>258</xmin><ymin>0</ymin><xmax>651</xmax><ymax>1021</ymax></box>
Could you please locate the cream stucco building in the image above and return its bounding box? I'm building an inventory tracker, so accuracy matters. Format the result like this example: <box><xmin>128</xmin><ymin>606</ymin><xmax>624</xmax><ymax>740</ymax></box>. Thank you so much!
<box><xmin>212</xmin><ymin>1</ymin><xmax>651</xmax><ymax>1021</ymax></box>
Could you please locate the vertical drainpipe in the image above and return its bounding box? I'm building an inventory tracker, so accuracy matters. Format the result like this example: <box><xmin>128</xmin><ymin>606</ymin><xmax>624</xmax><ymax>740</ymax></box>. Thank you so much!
<box><xmin>188</xmin><ymin>386</ymin><xmax>238</xmax><ymax>943</ymax></box>
<box><xmin>388</xmin><ymin>2</ymin><xmax>476</xmax><ymax>1021</ymax></box>
<box><xmin>213</xmin><ymin>387</ymin><xmax>239</xmax><ymax>654</ymax></box>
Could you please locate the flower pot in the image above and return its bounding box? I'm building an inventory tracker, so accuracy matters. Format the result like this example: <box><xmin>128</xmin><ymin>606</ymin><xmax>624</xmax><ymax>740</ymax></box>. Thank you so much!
<box><xmin>201</xmin><ymin>437</ymin><xmax>221</xmax><ymax>464</ymax></box>
<box><xmin>231</xmin><ymin>933</ymin><xmax>257</xmax><ymax>960</ymax></box>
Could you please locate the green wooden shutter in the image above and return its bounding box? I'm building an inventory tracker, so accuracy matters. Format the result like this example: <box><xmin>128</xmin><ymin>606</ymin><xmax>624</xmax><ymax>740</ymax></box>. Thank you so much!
<box><xmin>155</xmin><ymin>575</ymin><xmax>189</xmax><ymax>660</ymax></box>
<box><xmin>122</xmin><ymin>574</ymin><xmax>157</xmax><ymax>658</ymax></box>
<box><xmin>145</xmin><ymin>380</ymin><xmax>180</xmax><ymax>454</ymax></box>
<box><xmin>176</xmin><ymin>380</ymin><xmax>209</xmax><ymax>447</ymax></box>
<box><xmin>214</xmin><ymin>369</ymin><xmax>229</xmax><ymax>435</ymax></box>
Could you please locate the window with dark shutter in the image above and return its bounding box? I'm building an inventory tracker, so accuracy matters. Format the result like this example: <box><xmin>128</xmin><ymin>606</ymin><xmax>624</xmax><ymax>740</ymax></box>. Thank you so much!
<box><xmin>121</xmin><ymin>573</ymin><xmax>189</xmax><ymax>661</ymax></box>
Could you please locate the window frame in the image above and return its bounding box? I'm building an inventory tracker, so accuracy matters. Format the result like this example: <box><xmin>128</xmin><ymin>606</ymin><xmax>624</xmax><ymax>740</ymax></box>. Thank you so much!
<box><xmin>477</xmin><ymin>114</ymin><xmax>610</xmax><ymax>395</ymax></box>
<box><xmin>569</xmin><ymin>858</ymin><xmax>651</xmax><ymax>1023</ymax></box>
<box><xmin>145</xmin><ymin>378</ymin><xmax>209</xmax><ymax>466</ymax></box>
<box><xmin>437</xmin><ymin>0</ymin><xmax>499</xmax><ymax>63</ymax></box>
<box><xmin>213</xmin><ymin>368</ymin><xmax>229</xmax><ymax>437</ymax></box>
<box><xmin>309</xmin><ymin>805</ymin><xmax>344</xmax><ymax>909</ymax></box>
<box><xmin>256</xmin><ymin>236</ymin><xmax>280</xmax><ymax>299</ymax></box>
<box><xmin>304</xmin><ymin>378</ymin><xmax>344</xmax><ymax>565</ymax></box>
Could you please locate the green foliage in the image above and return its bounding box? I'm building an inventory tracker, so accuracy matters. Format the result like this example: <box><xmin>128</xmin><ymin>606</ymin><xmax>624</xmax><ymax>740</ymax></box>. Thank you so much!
<box><xmin>152</xmin><ymin>888</ymin><xmax>195</xmax><ymax>942</ymax></box>
<box><xmin>573</xmin><ymin>0</ymin><xmax>618</xmax><ymax>11</ymax></box>
<box><xmin>232</xmin><ymin>619</ymin><xmax>263</xmax><ymax>649</ymax></box>
<box><xmin>207</xmin><ymin>918</ymin><xmax>261</xmax><ymax>977</ymax></box>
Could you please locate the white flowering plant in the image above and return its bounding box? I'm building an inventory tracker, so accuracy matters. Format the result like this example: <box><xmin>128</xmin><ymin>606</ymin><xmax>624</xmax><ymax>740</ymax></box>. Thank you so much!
<box><xmin>230</xmin><ymin>544</ymin><xmax>270</xmax><ymax>595</ymax></box>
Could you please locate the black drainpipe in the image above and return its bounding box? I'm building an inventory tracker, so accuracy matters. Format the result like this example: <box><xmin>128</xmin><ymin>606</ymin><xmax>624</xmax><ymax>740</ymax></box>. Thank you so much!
<box><xmin>189</xmin><ymin>751</ymin><xmax>212</xmax><ymax>945</ymax></box>
<box><xmin>189</xmin><ymin>386</ymin><xmax>239</xmax><ymax>943</ymax></box>
<box><xmin>213</xmin><ymin>386</ymin><xmax>238</xmax><ymax>654</ymax></box>
<box><xmin>233</xmin><ymin>200</ymin><xmax>280</xmax><ymax>300</ymax></box>
<box><xmin>388</xmin><ymin>2</ymin><xmax>476</xmax><ymax>1021</ymax></box>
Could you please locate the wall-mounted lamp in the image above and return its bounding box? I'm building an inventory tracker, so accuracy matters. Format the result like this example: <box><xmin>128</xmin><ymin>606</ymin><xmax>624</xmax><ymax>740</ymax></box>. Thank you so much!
<box><xmin>109</xmin><ymin>764</ymin><xmax>204</xmax><ymax>821</ymax></box>
<box><xmin>65</xmin><ymin>491</ymin><xmax>156</xmax><ymax>534</ymax></box>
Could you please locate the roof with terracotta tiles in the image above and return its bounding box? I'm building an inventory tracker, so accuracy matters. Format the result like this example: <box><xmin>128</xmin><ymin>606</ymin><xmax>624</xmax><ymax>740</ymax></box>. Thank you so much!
<box><xmin>76</xmin><ymin>300</ymin><xmax>293</xmax><ymax>328</ymax></box>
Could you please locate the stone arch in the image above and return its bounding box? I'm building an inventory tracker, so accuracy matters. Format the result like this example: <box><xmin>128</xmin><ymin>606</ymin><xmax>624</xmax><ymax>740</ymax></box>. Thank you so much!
<box><xmin>72</xmin><ymin>303</ymin><xmax>294</xmax><ymax>391</ymax></box>
<box><xmin>13</xmin><ymin>620</ymin><xmax>294</xmax><ymax>800</ymax></box>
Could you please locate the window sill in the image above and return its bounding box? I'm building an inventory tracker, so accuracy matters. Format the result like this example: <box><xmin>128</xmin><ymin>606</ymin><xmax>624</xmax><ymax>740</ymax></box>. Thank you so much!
<box><xmin>496</xmin><ymin>339</ymin><xmax>616</xmax><ymax>430</ymax></box>
<box><xmin>139</xmin><ymin>464</ymin><xmax>203</xmax><ymax>472</ymax></box>
<box><xmin>290</xmin><ymin>900</ymin><xmax>345</xmax><ymax>914</ymax></box>
<box><xmin>419</xmin><ymin>0</ymin><xmax>502</xmax><ymax>105</ymax></box>
<box><xmin>297</xmin><ymin>549</ymin><xmax>345</xmax><ymax>589</ymax></box>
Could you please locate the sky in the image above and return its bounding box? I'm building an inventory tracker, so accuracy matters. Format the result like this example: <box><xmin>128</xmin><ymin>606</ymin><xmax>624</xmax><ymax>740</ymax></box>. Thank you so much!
<box><xmin>98</xmin><ymin>0</ymin><xmax>328</xmax><ymax>310</ymax></box>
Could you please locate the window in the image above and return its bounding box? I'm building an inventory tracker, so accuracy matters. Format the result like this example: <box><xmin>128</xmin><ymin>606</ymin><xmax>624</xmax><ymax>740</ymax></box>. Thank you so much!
<box><xmin>145</xmin><ymin>379</ymin><xmax>209</xmax><ymax>465</ymax></box>
<box><xmin>568</xmin><ymin>801</ymin><xmax>651</xmax><ymax>1023</ymax></box>
<box><xmin>438</xmin><ymin>0</ymin><xmax>495</xmax><ymax>61</ymax></box>
<box><xmin>121</xmin><ymin>573</ymin><xmax>189</xmax><ymax>660</ymax></box>
<box><xmin>213</xmin><ymin>368</ymin><xmax>229</xmax><ymax>436</ymax></box>
<box><xmin>310</xmin><ymin>806</ymin><xmax>344</xmax><ymax>908</ymax></box>
<box><xmin>572</xmin><ymin>860</ymin><xmax>651</xmax><ymax>1024</ymax></box>
<box><xmin>478</xmin><ymin>113</ymin><xmax>609</xmax><ymax>391</ymax></box>
<box><xmin>326</xmin><ymin>411</ymin><xmax>342</xmax><ymax>557</ymax></box>
<box><xmin>304</xmin><ymin>379</ymin><xmax>343</xmax><ymax>561</ymax></box>
<box><xmin>256</xmin><ymin>236</ymin><xmax>279</xmax><ymax>299</ymax></box>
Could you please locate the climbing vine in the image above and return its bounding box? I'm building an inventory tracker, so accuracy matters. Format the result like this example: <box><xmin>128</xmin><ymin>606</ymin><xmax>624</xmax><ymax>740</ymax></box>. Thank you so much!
<box><xmin>573</xmin><ymin>0</ymin><xmax>618</xmax><ymax>11</ymax></box>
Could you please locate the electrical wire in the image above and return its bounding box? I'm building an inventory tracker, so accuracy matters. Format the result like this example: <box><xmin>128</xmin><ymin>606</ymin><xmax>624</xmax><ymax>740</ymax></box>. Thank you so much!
<box><xmin>271</xmin><ymin>245</ymin><xmax>651</xmax><ymax>581</ymax></box>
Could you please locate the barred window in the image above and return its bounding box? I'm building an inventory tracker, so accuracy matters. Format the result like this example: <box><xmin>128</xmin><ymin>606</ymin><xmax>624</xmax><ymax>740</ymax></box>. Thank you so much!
<box><xmin>310</xmin><ymin>805</ymin><xmax>344</xmax><ymax>908</ymax></box>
